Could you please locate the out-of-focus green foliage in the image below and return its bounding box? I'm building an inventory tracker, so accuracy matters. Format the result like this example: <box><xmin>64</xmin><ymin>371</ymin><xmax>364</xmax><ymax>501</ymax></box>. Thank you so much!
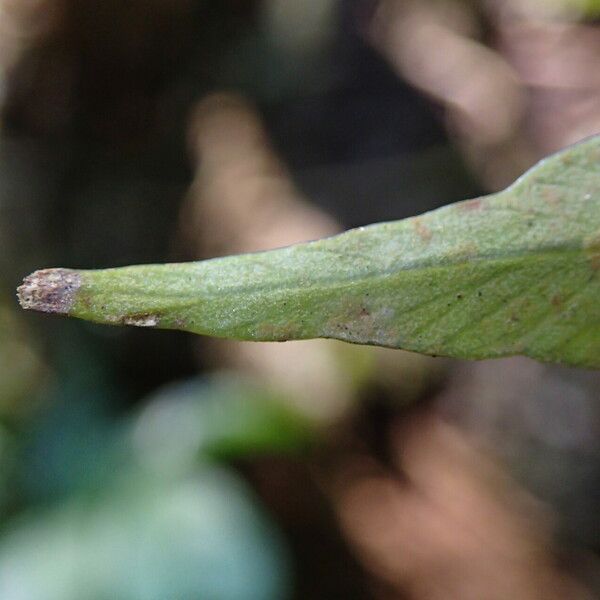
<box><xmin>0</xmin><ymin>469</ymin><xmax>290</xmax><ymax>600</ymax></box>
<box><xmin>0</xmin><ymin>370</ymin><xmax>308</xmax><ymax>600</ymax></box>
<box><xmin>563</xmin><ymin>0</ymin><xmax>600</xmax><ymax>17</ymax></box>
<box><xmin>132</xmin><ymin>375</ymin><xmax>313</xmax><ymax>468</ymax></box>
<box><xmin>518</xmin><ymin>0</ymin><xmax>600</xmax><ymax>19</ymax></box>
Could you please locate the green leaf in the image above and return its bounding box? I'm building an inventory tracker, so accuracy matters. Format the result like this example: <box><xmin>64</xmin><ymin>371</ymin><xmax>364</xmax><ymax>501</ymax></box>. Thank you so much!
<box><xmin>17</xmin><ymin>135</ymin><xmax>600</xmax><ymax>368</ymax></box>
<box><xmin>0</xmin><ymin>469</ymin><xmax>291</xmax><ymax>600</ymax></box>
<box><xmin>134</xmin><ymin>375</ymin><xmax>314</xmax><ymax>465</ymax></box>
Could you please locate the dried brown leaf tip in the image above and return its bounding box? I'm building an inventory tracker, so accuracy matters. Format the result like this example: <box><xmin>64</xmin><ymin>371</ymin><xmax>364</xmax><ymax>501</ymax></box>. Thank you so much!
<box><xmin>17</xmin><ymin>268</ymin><xmax>81</xmax><ymax>315</ymax></box>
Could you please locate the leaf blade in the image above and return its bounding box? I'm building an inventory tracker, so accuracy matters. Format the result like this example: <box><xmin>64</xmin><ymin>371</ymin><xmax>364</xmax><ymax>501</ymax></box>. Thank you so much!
<box><xmin>18</xmin><ymin>135</ymin><xmax>600</xmax><ymax>367</ymax></box>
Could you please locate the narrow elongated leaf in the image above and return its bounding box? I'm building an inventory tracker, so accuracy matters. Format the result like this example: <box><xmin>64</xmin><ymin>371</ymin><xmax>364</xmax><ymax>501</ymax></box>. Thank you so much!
<box><xmin>17</xmin><ymin>136</ymin><xmax>600</xmax><ymax>367</ymax></box>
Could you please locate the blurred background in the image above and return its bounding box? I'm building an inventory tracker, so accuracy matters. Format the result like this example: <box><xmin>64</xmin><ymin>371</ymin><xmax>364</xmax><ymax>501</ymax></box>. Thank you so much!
<box><xmin>0</xmin><ymin>0</ymin><xmax>599</xmax><ymax>598</ymax></box>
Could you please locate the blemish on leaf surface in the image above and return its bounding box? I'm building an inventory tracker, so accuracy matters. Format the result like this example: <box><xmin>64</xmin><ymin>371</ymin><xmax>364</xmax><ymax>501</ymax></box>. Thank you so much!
<box><xmin>17</xmin><ymin>269</ymin><xmax>81</xmax><ymax>314</ymax></box>
<box><xmin>413</xmin><ymin>219</ymin><xmax>433</xmax><ymax>242</ymax></box>
<box><xmin>121</xmin><ymin>313</ymin><xmax>159</xmax><ymax>327</ymax></box>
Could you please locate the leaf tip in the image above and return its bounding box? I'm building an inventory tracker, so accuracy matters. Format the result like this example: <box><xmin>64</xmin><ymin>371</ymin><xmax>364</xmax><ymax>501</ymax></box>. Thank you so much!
<box><xmin>17</xmin><ymin>268</ymin><xmax>81</xmax><ymax>315</ymax></box>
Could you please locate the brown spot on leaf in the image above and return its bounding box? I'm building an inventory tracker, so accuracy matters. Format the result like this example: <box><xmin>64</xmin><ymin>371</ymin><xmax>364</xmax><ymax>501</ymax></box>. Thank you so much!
<box><xmin>413</xmin><ymin>218</ymin><xmax>432</xmax><ymax>242</ymax></box>
<box><xmin>451</xmin><ymin>242</ymin><xmax>478</xmax><ymax>260</ymax></box>
<box><xmin>551</xmin><ymin>294</ymin><xmax>562</xmax><ymax>309</ymax></box>
<box><xmin>541</xmin><ymin>186</ymin><xmax>560</xmax><ymax>205</ymax></box>
<box><xmin>256</xmin><ymin>322</ymin><xmax>299</xmax><ymax>341</ymax></box>
<box><xmin>458</xmin><ymin>198</ymin><xmax>482</xmax><ymax>212</ymax></box>
<box><xmin>78</xmin><ymin>293</ymin><xmax>92</xmax><ymax>309</ymax></box>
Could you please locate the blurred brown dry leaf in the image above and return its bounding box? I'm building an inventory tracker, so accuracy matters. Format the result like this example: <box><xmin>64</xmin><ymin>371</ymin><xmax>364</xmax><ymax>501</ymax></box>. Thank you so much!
<box><xmin>369</xmin><ymin>0</ymin><xmax>600</xmax><ymax>190</ymax></box>
<box><xmin>184</xmin><ymin>92</ymin><xmax>338</xmax><ymax>257</ymax></box>
<box><xmin>332</xmin><ymin>414</ymin><xmax>592</xmax><ymax>600</ymax></box>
